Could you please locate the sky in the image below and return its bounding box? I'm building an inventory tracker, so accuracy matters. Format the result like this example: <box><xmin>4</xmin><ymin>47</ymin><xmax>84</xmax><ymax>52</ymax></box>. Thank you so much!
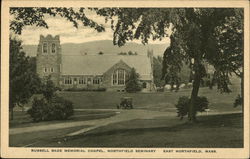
<box><xmin>18</xmin><ymin>10</ymin><xmax>171</xmax><ymax>45</ymax></box>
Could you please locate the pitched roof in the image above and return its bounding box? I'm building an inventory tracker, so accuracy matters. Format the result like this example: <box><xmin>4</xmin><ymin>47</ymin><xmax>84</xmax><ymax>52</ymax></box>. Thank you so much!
<box><xmin>61</xmin><ymin>55</ymin><xmax>152</xmax><ymax>80</ymax></box>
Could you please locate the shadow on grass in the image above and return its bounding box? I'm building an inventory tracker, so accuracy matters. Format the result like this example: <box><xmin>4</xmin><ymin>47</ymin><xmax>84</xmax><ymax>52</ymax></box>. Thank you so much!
<box><xmin>71</xmin><ymin>113</ymin><xmax>243</xmax><ymax>137</ymax></box>
<box><xmin>50</xmin><ymin>113</ymin><xmax>243</xmax><ymax>148</ymax></box>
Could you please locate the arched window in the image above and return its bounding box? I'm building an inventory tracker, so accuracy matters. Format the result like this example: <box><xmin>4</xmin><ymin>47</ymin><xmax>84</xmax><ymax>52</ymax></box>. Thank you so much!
<box><xmin>112</xmin><ymin>69</ymin><xmax>127</xmax><ymax>86</ymax></box>
<box><xmin>51</xmin><ymin>43</ymin><xmax>56</xmax><ymax>53</ymax></box>
<box><xmin>43</xmin><ymin>43</ymin><xmax>48</xmax><ymax>53</ymax></box>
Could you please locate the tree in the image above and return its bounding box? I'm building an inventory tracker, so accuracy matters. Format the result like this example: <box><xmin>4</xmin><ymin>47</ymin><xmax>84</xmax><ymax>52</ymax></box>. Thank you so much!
<box><xmin>41</xmin><ymin>76</ymin><xmax>58</xmax><ymax>101</ymax></box>
<box><xmin>153</xmin><ymin>56</ymin><xmax>165</xmax><ymax>87</ymax></box>
<box><xmin>125</xmin><ymin>68</ymin><xmax>142</xmax><ymax>93</ymax></box>
<box><xmin>94</xmin><ymin>8</ymin><xmax>243</xmax><ymax>122</ymax></box>
<box><xmin>163</xmin><ymin>9</ymin><xmax>243</xmax><ymax>121</ymax></box>
<box><xmin>210</xmin><ymin>10</ymin><xmax>244</xmax><ymax>107</ymax></box>
<box><xmin>9</xmin><ymin>38</ymin><xmax>41</xmax><ymax>120</ymax></box>
<box><xmin>162</xmin><ymin>45</ymin><xmax>182</xmax><ymax>91</ymax></box>
<box><xmin>10</xmin><ymin>7</ymin><xmax>105</xmax><ymax>35</ymax></box>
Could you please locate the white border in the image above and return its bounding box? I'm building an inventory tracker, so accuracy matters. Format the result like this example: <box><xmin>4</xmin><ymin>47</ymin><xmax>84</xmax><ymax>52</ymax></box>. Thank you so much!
<box><xmin>1</xmin><ymin>0</ymin><xmax>249</xmax><ymax>158</ymax></box>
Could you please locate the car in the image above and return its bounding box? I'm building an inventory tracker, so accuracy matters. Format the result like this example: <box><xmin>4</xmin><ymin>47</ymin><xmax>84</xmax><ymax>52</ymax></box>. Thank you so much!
<box><xmin>117</xmin><ymin>97</ymin><xmax>133</xmax><ymax>109</ymax></box>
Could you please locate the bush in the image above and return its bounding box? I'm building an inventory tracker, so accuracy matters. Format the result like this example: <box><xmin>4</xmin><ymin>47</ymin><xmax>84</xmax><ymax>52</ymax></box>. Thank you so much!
<box><xmin>234</xmin><ymin>94</ymin><xmax>243</xmax><ymax>107</ymax></box>
<box><xmin>175</xmin><ymin>96</ymin><xmax>209</xmax><ymax>119</ymax></box>
<box><xmin>27</xmin><ymin>95</ymin><xmax>74</xmax><ymax>122</ymax></box>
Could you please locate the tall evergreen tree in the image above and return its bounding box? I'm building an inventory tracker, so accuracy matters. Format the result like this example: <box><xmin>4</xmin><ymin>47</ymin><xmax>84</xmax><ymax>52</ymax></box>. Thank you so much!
<box><xmin>125</xmin><ymin>68</ymin><xmax>142</xmax><ymax>93</ymax></box>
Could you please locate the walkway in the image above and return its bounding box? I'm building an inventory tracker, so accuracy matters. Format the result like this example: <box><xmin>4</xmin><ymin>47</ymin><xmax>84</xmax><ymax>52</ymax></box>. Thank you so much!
<box><xmin>9</xmin><ymin>109</ymin><xmax>171</xmax><ymax>135</ymax></box>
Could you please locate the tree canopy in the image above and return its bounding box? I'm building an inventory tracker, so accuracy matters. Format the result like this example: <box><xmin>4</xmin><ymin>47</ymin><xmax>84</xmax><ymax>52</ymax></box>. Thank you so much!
<box><xmin>10</xmin><ymin>7</ymin><xmax>105</xmax><ymax>34</ymax></box>
<box><xmin>9</xmin><ymin>38</ymin><xmax>41</xmax><ymax>119</ymax></box>
<box><xmin>94</xmin><ymin>8</ymin><xmax>243</xmax><ymax>121</ymax></box>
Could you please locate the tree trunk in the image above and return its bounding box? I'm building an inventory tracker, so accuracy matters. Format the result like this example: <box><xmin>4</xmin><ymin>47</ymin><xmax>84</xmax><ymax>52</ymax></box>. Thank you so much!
<box><xmin>188</xmin><ymin>60</ymin><xmax>202</xmax><ymax>122</ymax></box>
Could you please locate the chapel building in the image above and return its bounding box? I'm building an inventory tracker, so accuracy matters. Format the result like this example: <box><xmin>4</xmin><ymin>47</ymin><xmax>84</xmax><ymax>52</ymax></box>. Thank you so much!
<box><xmin>36</xmin><ymin>35</ymin><xmax>155</xmax><ymax>92</ymax></box>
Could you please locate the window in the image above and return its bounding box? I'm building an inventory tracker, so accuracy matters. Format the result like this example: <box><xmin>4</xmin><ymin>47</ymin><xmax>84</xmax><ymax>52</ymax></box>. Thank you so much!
<box><xmin>44</xmin><ymin>67</ymin><xmax>47</xmax><ymax>73</ymax></box>
<box><xmin>118</xmin><ymin>69</ymin><xmax>125</xmax><ymax>85</ymax></box>
<box><xmin>93</xmin><ymin>77</ymin><xmax>102</xmax><ymax>84</ymax></box>
<box><xmin>50</xmin><ymin>68</ymin><xmax>54</xmax><ymax>72</ymax></box>
<box><xmin>64</xmin><ymin>77</ymin><xmax>72</xmax><ymax>84</ymax></box>
<box><xmin>51</xmin><ymin>43</ymin><xmax>56</xmax><ymax>53</ymax></box>
<box><xmin>43</xmin><ymin>43</ymin><xmax>48</xmax><ymax>53</ymax></box>
<box><xmin>112</xmin><ymin>69</ymin><xmax>126</xmax><ymax>85</ymax></box>
<box><xmin>113</xmin><ymin>72</ymin><xmax>117</xmax><ymax>85</ymax></box>
<box><xmin>142</xmin><ymin>82</ymin><xmax>147</xmax><ymax>88</ymax></box>
<box><xmin>93</xmin><ymin>78</ymin><xmax>99</xmax><ymax>84</ymax></box>
<box><xmin>79</xmin><ymin>77</ymin><xmax>86</xmax><ymax>84</ymax></box>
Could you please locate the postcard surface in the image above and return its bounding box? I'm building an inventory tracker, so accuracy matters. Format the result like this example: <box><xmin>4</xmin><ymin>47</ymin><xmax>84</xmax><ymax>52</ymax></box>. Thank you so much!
<box><xmin>1</xmin><ymin>0</ymin><xmax>249</xmax><ymax>158</ymax></box>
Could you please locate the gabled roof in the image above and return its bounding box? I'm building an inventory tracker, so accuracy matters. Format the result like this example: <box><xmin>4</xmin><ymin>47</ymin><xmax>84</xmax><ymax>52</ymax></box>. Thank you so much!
<box><xmin>61</xmin><ymin>55</ymin><xmax>152</xmax><ymax>80</ymax></box>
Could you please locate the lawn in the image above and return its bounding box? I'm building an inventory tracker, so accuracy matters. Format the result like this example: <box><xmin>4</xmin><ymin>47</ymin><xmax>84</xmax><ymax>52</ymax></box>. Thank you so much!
<box><xmin>10</xmin><ymin>110</ymin><xmax>116</xmax><ymax>128</ymax></box>
<box><xmin>10</xmin><ymin>80</ymin><xmax>243</xmax><ymax>147</ymax></box>
<box><xmin>9</xmin><ymin>125</ymin><xmax>90</xmax><ymax>147</ymax></box>
<box><xmin>32</xmin><ymin>113</ymin><xmax>243</xmax><ymax>148</ymax></box>
<box><xmin>57</xmin><ymin>84</ymin><xmax>242</xmax><ymax>113</ymax></box>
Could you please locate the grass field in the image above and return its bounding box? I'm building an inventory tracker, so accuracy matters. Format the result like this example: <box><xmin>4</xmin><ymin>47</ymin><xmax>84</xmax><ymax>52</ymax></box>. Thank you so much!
<box><xmin>57</xmin><ymin>85</ymin><xmax>242</xmax><ymax>112</ymax></box>
<box><xmin>10</xmin><ymin>110</ymin><xmax>116</xmax><ymax>128</ymax></box>
<box><xmin>29</xmin><ymin>113</ymin><xmax>243</xmax><ymax>148</ymax></box>
<box><xmin>9</xmin><ymin>125</ymin><xmax>90</xmax><ymax>147</ymax></box>
<box><xmin>10</xmin><ymin>81</ymin><xmax>243</xmax><ymax>147</ymax></box>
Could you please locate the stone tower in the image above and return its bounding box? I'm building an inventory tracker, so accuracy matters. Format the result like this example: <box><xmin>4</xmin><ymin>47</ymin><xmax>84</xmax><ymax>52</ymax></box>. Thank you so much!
<box><xmin>36</xmin><ymin>35</ymin><xmax>62</xmax><ymax>86</ymax></box>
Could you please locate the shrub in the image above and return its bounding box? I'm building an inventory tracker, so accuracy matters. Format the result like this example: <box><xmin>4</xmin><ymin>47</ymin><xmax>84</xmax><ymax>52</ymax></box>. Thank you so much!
<box><xmin>234</xmin><ymin>94</ymin><xmax>243</xmax><ymax>107</ymax></box>
<box><xmin>175</xmin><ymin>96</ymin><xmax>209</xmax><ymax>119</ymax></box>
<box><xmin>27</xmin><ymin>95</ymin><xmax>74</xmax><ymax>122</ymax></box>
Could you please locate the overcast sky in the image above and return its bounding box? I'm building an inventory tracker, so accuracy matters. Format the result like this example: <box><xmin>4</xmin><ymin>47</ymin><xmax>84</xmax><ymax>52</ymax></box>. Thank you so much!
<box><xmin>19</xmin><ymin>10</ymin><xmax>170</xmax><ymax>45</ymax></box>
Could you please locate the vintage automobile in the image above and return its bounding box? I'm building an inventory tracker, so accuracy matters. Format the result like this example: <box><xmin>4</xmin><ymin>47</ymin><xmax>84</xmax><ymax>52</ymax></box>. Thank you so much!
<box><xmin>117</xmin><ymin>97</ymin><xmax>133</xmax><ymax>109</ymax></box>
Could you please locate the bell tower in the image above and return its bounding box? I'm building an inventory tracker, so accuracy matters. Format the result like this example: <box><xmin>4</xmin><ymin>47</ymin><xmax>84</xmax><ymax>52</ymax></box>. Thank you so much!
<box><xmin>36</xmin><ymin>35</ymin><xmax>62</xmax><ymax>86</ymax></box>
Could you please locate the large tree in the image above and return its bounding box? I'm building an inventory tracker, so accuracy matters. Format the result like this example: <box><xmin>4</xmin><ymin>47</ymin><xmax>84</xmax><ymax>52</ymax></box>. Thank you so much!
<box><xmin>94</xmin><ymin>8</ymin><xmax>243</xmax><ymax>122</ymax></box>
<box><xmin>9</xmin><ymin>38</ymin><xmax>41</xmax><ymax>120</ymax></box>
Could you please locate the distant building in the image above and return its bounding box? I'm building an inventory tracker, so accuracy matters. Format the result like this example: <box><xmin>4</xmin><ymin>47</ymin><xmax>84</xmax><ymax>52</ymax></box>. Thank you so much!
<box><xmin>36</xmin><ymin>35</ymin><xmax>155</xmax><ymax>92</ymax></box>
